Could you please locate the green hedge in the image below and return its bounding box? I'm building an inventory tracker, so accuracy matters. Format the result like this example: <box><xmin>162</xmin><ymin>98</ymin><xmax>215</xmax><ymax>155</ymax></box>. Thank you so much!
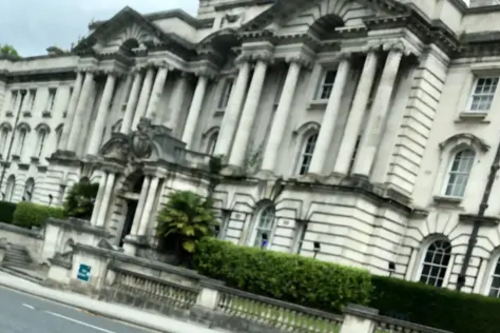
<box><xmin>13</xmin><ymin>202</ymin><xmax>65</xmax><ymax>229</ymax></box>
<box><xmin>0</xmin><ymin>201</ymin><xmax>17</xmax><ymax>224</ymax></box>
<box><xmin>371</xmin><ymin>275</ymin><xmax>500</xmax><ymax>333</ymax></box>
<box><xmin>194</xmin><ymin>237</ymin><xmax>500</xmax><ymax>333</ymax></box>
<box><xmin>193</xmin><ymin>237</ymin><xmax>372</xmax><ymax>312</ymax></box>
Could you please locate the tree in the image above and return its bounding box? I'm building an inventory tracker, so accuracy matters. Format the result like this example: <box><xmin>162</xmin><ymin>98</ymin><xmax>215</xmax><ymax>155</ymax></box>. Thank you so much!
<box><xmin>0</xmin><ymin>44</ymin><xmax>21</xmax><ymax>59</ymax></box>
<box><xmin>157</xmin><ymin>190</ymin><xmax>219</xmax><ymax>266</ymax></box>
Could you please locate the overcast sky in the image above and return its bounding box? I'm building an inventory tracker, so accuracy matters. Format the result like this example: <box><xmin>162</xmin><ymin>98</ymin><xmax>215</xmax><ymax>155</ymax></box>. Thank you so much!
<box><xmin>0</xmin><ymin>0</ymin><xmax>199</xmax><ymax>57</ymax></box>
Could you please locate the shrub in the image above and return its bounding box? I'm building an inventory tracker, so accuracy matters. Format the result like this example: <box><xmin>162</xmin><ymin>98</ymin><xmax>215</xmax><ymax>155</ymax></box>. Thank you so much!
<box><xmin>64</xmin><ymin>181</ymin><xmax>99</xmax><ymax>220</ymax></box>
<box><xmin>370</xmin><ymin>275</ymin><xmax>500</xmax><ymax>333</ymax></box>
<box><xmin>13</xmin><ymin>202</ymin><xmax>65</xmax><ymax>229</ymax></box>
<box><xmin>193</xmin><ymin>237</ymin><xmax>372</xmax><ymax>313</ymax></box>
<box><xmin>0</xmin><ymin>201</ymin><xmax>17</xmax><ymax>224</ymax></box>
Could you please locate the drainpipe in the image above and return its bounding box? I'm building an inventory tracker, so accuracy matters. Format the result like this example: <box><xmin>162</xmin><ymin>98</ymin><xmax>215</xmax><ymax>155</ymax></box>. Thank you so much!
<box><xmin>0</xmin><ymin>89</ymin><xmax>26</xmax><ymax>197</ymax></box>
<box><xmin>457</xmin><ymin>138</ymin><xmax>500</xmax><ymax>291</ymax></box>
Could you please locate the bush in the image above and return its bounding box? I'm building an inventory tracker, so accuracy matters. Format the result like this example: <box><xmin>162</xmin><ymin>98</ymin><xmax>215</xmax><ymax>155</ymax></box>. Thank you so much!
<box><xmin>13</xmin><ymin>202</ymin><xmax>65</xmax><ymax>229</ymax></box>
<box><xmin>370</xmin><ymin>275</ymin><xmax>500</xmax><ymax>333</ymax></box>
<box><xmin>193</xmin><ymin>237</ymin><xmax>372</xmax><ymax>313</ymax></box>
<box><xmin>0</xmin><ymin>201</ymin><xmax>17</xmax><ymax>224</ymax></box>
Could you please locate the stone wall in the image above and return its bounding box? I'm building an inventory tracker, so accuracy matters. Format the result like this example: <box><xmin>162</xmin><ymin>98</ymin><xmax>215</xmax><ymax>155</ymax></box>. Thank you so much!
<box><xmin>0</xmin><ymin>222</ymin><xmax>43</xmax><ymax>262</ymax></box>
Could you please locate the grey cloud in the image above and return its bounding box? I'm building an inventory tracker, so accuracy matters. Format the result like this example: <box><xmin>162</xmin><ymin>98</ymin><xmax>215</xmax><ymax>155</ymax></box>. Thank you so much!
<box><xmin>0</xmin><ymin>0</ymin><xmax>198</xmax><ymax>56</ymax></box>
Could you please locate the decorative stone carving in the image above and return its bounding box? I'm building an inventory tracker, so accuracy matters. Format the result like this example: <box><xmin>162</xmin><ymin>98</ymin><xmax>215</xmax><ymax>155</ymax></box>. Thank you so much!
<box><xmin>130</xmin><ymin>118</ymin><xmax>154</xmax><ymax>159</ymax></box>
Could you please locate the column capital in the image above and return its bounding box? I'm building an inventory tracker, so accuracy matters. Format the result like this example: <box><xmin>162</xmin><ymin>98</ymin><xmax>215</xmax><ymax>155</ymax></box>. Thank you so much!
<box><xmin>285</xmin><ymin>55</ymin><xmax>311</xmax><ymax>68</ymax></box>
<box><xmin>76</xmin><ymin>66</ymin><xmax>98</xmax><ymax>74</ymax></box>
<box><xmin>335</xmin><ymin>51</ymin><xmax>352</xmax><ymax>62</ymax></box>
<box><xmin>252</xmin><ymin>50</ymin><xmax>274</xmax><ymax>64</ymax></box>
<box><xmin>147</xmin><ymin>59</ymin><xmax>170</xmax><ymax>69</ymax></box>
<box><xmin>235</xmin><ymin>53</ymin><xmax>252</xmax><ymax>65</ymax></box>
<box><xmin>194</xmin><ymin>68</ymin><xmax>217</xmax><ymax>80</ymax></box>
<box><xmin>383</xmin><ymin>41</ymin><xmax>406</xmax><ymax>54</ymax></box>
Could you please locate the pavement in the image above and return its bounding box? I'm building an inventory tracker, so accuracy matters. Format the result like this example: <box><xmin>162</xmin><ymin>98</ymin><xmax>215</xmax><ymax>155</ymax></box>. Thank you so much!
<box><xmin>0</xmin><ymin>271</ymin><xmax>230</xmax><ymax>333</ymax></box>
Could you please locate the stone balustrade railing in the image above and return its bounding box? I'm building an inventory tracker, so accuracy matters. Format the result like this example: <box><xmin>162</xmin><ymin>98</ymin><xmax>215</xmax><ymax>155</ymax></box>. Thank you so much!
<box><xmin>109</xmin><ymin>268</ymin><xmax>199</xmax><ymax>311</ymax></box>
<box><xmin>174</xmin><ymin>147</ymin><xmax>212</xmax><ymax>170</ymax></box>
<box><xmin>45</xmin><ymin>242</ymin><xmax>453</xmax><ymax>333</ymax></box>
<box><xmin>215</xmin><ymin>283</ymin><xmax>344</xmax><ymax>333</ymax></box>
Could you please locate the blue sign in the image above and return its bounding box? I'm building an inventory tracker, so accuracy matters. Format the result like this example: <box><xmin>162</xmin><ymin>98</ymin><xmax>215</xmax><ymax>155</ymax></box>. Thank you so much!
<box><xmin>77</xmin><ymin>264</ymin><xmax>91</xmax><ymax>282</ymax></box>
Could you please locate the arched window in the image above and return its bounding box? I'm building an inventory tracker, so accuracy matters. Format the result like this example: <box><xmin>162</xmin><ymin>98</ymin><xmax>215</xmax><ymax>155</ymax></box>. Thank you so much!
<box><xmin>206</xmin><ymin>131</ymin><xmax>219</xmax><ymax>155</ymax></box>
<box><xmin>55</xmin><ymin>125</ymin><xmax>63</xmax><ymax>150</ymax></box>
<box><xmin>16</xmin><ymin>128</ymin><xmax>28</xmax><ymax>157</ymax></box>
<box><xmin>443</xmin><ymin>149</ymin><xmax>475</xmax><ymax>198</ymax></box>
<box><xmin>419</xmin><ymin>239</ymin><xmax>452</xmax><ymax>288</ymax></box>
<box><xmin>296</xmin><ymin>132</ymin><xmax>318</xmax><ymax>175</ymax></box>
<box><xmin>252</xmin><ymin>205</ymin><xmax>276</xmax><ymax>248</ymax></box>
<box><xmin>5</xmin><ymin>175</ymin><xmax>16</xmax><ymax>202</ymax></box>
<box><xmin>488</xmin><ymin>258</ymin><xmax>500</xmax><ymax>298</ymax></box>
<box><xmin>35</xmin><ymin>127</ymin><xmax>48</xmax><ymax>157</ymax></box>
<box><xmin>0</xmin><ymin>125</ymin><xmax>10</xmax><ymax>156</ymax></box>
<box><xmin>23</xmin><ymin>178</ymin><xmax>35</xmax><ymax>202</ymax></box>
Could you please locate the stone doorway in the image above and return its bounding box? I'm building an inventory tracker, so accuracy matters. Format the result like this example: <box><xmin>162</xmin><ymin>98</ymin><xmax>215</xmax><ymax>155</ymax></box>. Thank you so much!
<box><xmin>120</xmin><ymin>200</ymin><xmax>137</xmax><ymax>247</ymax></box>
<box><xmin>117</xmin><ymin>173</ymin><xmax>145</xmax><ymax>246</ymax></box>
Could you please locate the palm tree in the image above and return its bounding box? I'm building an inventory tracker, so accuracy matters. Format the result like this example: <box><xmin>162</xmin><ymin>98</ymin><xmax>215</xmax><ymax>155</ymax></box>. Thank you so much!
<box><xmin>157</xmin><ymin>190</ymin><xmax>219</xmax><ymax>266</ymax></box>
<box><xmin>64</xmin><ymin>181</ymin><xmax>99</xmax><ymax>220</ymax></box>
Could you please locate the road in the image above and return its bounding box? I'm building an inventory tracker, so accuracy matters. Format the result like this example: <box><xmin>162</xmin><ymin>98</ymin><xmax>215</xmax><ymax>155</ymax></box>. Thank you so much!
<box><xmin>0</xmin><ymin>285</ymin><xmax>155</xmax><ymax>333</ymax></box>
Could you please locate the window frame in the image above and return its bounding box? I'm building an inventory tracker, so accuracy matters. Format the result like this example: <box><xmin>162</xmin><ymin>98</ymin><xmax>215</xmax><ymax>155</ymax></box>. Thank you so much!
<box><xmin>5</xmin><ymin>175</ymin><xmax>16</xmax><ymax>202</ymax></box>
<box><xmin>46</xmin><ymin>88</ymin><xmax>57</xmax><ymax>111</ymax></box>
<box><xmin>206</xmin><ymin>131</ymin><xmax>219</xmax><ymax>155</ymax></box>
<box><xmin>9</xmin><ymin>90</ymin><xmax>18</xmax><ymax>111</ymax></box>
<box><xmin>35</xmin><ymin>129</ymin><xmax>48</xmax><ymax>157</ymax></box>
<box><xmin>217</xmin><ymin>78</ymin><xmax>234</xmax><ymax>111</ymax></box>
<box><xmin>417</xmin><ymin>239</ymin><xmax>452</xmax><ymax>288</ymax></box>
<box><xmin>467</xmin><ymin>76</ymin><xmax>499</xmax><ymax>112</ymax></box>
<box><xmin>442</xmin><ymin>149</ymin><xmax>475</xmax><ymax>198</ymax></box>
<box><xmin>23</xmin><ymin>178</ymin><xmax>35</xmax><ymax>202</ymax></box>
<box><xmin>296</xmin><ymin>132</ymin><xmax>319</xmax><ymax>175</ymax></box>
<box><xmin>27</xmin><ymin>89</ymin><xmax>37</xmax><ymax>110</ymax></box>
<box><xmin>315</xmin><ymin>69</ymin><xmax>337</xmax><ymax>101</ymax></box>
<box><xmin>250</xmin><ymin>204</ymin><xmax>276</xmax><ymax>249</ymax></box>
<box><xmin>17</xmin><ymin>128</ymin><xmax>27</xmax><ymax>157</ymax></box>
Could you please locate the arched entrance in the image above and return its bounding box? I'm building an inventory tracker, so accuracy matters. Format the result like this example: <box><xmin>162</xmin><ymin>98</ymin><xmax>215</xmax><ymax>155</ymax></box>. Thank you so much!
<box><xmin>118</xmin><ymin>172</ymin><xmax>144</xmax><ymax>247</ymax></box>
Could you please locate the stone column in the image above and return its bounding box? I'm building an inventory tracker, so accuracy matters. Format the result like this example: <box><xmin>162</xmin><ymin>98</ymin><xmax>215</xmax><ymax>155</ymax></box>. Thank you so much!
<box><xmin>308</xmin><ymin>55</ymin><xmax>352</xmax><ymax>175</ymax></box>
<box><xmin>261</xmin><ymin>57</ymin><xmax>303</xmax><ymax>172</ymax></box>
<box><xmin>352</xmin><ymin>44</ymin><xmax>404</xmax><ymax>178</ymax></box>
<box><xmin>95</xmin><ymin>172</ymin><xmax>116</xmax><ymax>228</ymax></box>
<box><xmin>214</xmin><ymin>59</ymin><xmax>251</xmax><ymax>157</ymax></box>
<box><xmin>130</xmin><ymin>176</ymin><xmax>151</xmax><ymax>236</ymax></box>
<box><xmin>145</xmin><ymin>65</ymin><xmax>169</xmax><ymax>119</ymax></box>
<box><xmin>182</xmin><ymin>75</ymin><xmax>208</xmax><ymax>149</ymax></box>
<box><xmin>333</xmin><ymin>51</ymin><xmax>379</xmax><ymax>175</ymax></box>
<box><xmin>132</xmin><ymin>66</ymin><xmax>155</xmax><ymax>129</ymax></box>
<box><xmin>165</xmin><ymin>73</ymin><xmax>189</xmax><ymax>130</ymax></box>
<box><xmin>87</xmin><ymin>73</ymin><xmax>117</xmax><ymax>155</ymax></box>
<box><xmin>138</xmin><ymin>177</ymin><xmax>160</xmax><ymax>237</ymax></box>
<box><xmin>228</xmin><ymin>55</ymin><xmax>271</xmax><ymax>167</ymax></box>
<box><xmin>67</xmin><ymin>70</ymin><xmax>95</xmax><ymax>152</ymax></box>
<box><xmin>61</xmin><ymin>71</ymin><xmax>84</xmax><ymax>151</ymax></box>
<box><xmin>90</xmin><ymin>172</ymin><xmax>108</xmax><ymax>226</ymax></box>
<box><xmin>121</xmin><ymin>70</ymin><xmax>143</xmax><ymax>134</ymax></box>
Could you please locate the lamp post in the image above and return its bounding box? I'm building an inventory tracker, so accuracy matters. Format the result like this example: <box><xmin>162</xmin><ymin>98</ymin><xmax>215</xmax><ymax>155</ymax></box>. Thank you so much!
<box><xmin>0</xmin><ymin>89</ymin><xmax>26</xmax><ymax>196</ymax></box>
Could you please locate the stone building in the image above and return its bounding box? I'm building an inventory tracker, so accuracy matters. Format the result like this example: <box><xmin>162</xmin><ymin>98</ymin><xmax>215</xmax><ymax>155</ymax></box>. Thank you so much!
<box><xmin>3</xmin><ymin>0</ymin><xmax>500</xmax><ymax>296</ymax></box>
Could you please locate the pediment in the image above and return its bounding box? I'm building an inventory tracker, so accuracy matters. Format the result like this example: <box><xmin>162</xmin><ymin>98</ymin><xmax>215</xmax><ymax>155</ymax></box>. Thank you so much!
<box><xmin>242</xmin><ymin>0</ymin><xmax>408</xmax><ymax>34</ymax></box>
<box><xmin>73</xmin><ymin>6</ymin><xmax>194</xmax><ymax>57</ymax></box>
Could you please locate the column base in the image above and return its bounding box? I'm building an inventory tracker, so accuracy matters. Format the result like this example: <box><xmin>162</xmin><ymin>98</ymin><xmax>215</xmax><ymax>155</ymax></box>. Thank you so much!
<box><xmin>122</xmin><ymin>235</ymin><xmax>147</xmax><ymax>256</ymax></box>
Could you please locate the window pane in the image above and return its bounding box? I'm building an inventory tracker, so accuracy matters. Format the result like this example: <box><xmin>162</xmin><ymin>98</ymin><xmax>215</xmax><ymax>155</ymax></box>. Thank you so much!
<box><xmin>470</xmin><ymin>77</ymin><xmax>499</xmax><ymax>111</ymax></box>
<box><xmin>297</xmin><ymin>133</ymin><xmax>318</xmax><ymax>175</ymax></box>
<box><xmin>444</xmin><ymin>150</ymin><xmax>475</xmax><ymax>198</ymax></box>
<box><xmin>419</xmin><ymin>240</ymin><xmax>451</xmax><ymax>288</ymax></box>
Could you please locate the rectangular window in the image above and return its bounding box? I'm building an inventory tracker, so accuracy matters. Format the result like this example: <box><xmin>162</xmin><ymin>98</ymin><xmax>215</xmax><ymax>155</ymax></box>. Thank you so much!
<box><xmin>28</xmin><ymin>89</ymin><xmax>37</xmax><ymax>110</ymax></box>
<box><xmin>316</xmin><ymin>70</ymin><xmax>336</xmax><ymax>100</ymax></box>
<box><xmin>469</xmin><ymin>77</ymin><xmax>499</xmax><ymax>111</ymax></box>
<box><xmin>217</xmin><ymin>78</ymin><xmax>234</xmax><ymax>110</ymax></box>
<box><xmin>46</xmin><ymin>88</ymin><xmax>57</xmax><ymax>111</ymax></box>
<box><xmin>10</xmin><ymin>90</ymin><xmax>18</xmax><ymax>110</ymax></box>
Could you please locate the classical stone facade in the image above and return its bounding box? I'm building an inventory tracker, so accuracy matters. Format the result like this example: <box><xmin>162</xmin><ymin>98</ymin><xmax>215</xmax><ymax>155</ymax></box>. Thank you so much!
<box><xmin>3</xmin><ymin>0</ymin><xmax>500</xmax><ymax>296</ymax></box>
